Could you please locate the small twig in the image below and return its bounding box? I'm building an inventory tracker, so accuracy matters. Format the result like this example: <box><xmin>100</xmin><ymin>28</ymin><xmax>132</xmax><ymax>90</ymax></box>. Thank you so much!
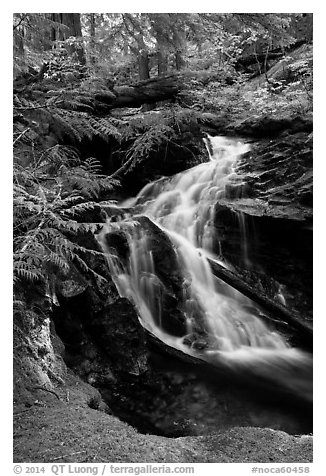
<box><xmin>109</xmin><ymin>155</ymin><xmax>136</xmax><ymax>179</ymax></box>
<box><xmin>264</xmin><ymin>43</ymin><xmax>271</xmax><ymax>85</ymax></box>
<box><xmin>169</xmin><ymin>139</ymin><xmax>197</xmax><ymax>161</ymax></box>
<box><xmin>47</xmin><ymin>367</ymin><xmax>65</xmax><ymax>385</ymax></box>
<box><xmin>13</xmin><ymin>128</ymin><xmax>30</xmax><ymax>146</ymax></box>
<box><xmin>13</xmin><ymin>14</ymin><xmax>27</xmax><ymax>31</ymax></box>
<box><xmin>48</xmin><ymin>450</ymin><xmax>86</xmax><ymax>462</ymax></box>
<box><xmin>33</xmin><ymin>386</ymin><xmax>61</xmax><ymax>400</ymax></box>
<box><xmin>20</xmin><ymin>218</ymin><xmax>46</xmax><ymax>253</ymax></box>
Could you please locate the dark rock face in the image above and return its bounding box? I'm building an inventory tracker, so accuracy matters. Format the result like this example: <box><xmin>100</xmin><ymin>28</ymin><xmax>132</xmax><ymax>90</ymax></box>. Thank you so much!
<box><xmin>229</xmin><ymin>115</ymin><xmax>312</xmax><ymax>138</ymax></box>
<box><xmin>53</xmin><ymin>288</ymin><xmax>149</xmax><ymax>383</ymax></box>
<box><xmin>97</xmin><ymin>346</ymin><xmax>312</xmax><ymax>438</ymax></box>
<box><xmin>233</xmin><ymin>132</ymin><xmax>313</xmax><ymax>214</ymax></box>
<box><xmin>90</xmin><ymin>297</ymin><xmax>148</xmax><ymax>376</ymax></box>
<box><xmin>211</xmin><ymin>131</ymin><xmax>312</xmax><ymax>321</ymax></box>
<box><xmin>214</xmin><ymin>205</ymin><xmax>312</xmax><ymax>320</ymax></box>
<box><xmin>199</xmin><ymin>112</ymin><xmax>312</xmax><ymax>140</ymax></box>
<box><xmin>103</xmin><ymin>231</ymin><xmax>130</xmax><ymax>263</ymax></box>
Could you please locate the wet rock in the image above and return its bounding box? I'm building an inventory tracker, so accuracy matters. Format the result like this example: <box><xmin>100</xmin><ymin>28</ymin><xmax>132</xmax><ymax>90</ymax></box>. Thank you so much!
<box><xmin>103</xmin><ymin>231</ymin><xmax>130</xmax><ymax>262</ymax></box>
<box><xmin>101</xmin><ymin>204</ymin><xmax>133</xmax><ymax>221</ymax></box>
<box><xmin>191</xmin><ymin>339</ymin><xmax>209</xmax><ymax>351</ymax></box>
<box><xmin>209</xmin><ymin>130</ymin><xmax>312</xmax><ymax>321</ymax></box>
<box><xmin>217</xmin><ymin>198</ymin><xmax>312</xmax><ymax>221</ymax></box>
<box><xmin>225</xmin><ymin>181</ymin><xmax>252</xmax><ymax>199</ymax></box>
<box><xmin>213</xmin><ymin>204</ymin><xmax>312</xmax><ymax>322</ymax></box>
<box><xmin>231</xmin><ymin>132</ymin><xmax>313</xmax><ymax>220</ymax></box>
<box><xmin>183</xmin><ymin>332</ymin><xmax>219</xmax><ymax>351</ymax></box>
<box><xmin>134</xmin><ymin>215</ymin><xmax>188</xmax><ymax>298</ymax></box>
<box><xmin>183</xmin><ymin>333</ymin><xmax>197</xmax><ymax>347</ymax></box>
<box><xmin>159</xmin><ymin>294</ymin><xmax>188</xmax><ymax>337</ymax></box>
<box><xmin>101</xmin><ymin>215</ymin><xmax>189</xmax><ymax>336</ymax></box>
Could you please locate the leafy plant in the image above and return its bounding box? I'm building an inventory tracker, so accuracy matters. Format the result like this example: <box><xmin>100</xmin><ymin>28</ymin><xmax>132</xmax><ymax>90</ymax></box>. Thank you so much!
<box><xmin>110</xmin><ymin>104</ymin><xmax>201</xmax><ymax>175</ymax></box>
<box><xmin>13</xmin><ymin>139</ymin><xmax>118</xmax><ymax>300</ymax></box>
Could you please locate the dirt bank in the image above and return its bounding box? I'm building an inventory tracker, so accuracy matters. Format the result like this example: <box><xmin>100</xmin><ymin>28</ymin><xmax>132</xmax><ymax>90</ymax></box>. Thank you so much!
<box><xmin>14</xmin><ymin>389</ymin><xmax>312</xmax><ymax>463</ymax></box>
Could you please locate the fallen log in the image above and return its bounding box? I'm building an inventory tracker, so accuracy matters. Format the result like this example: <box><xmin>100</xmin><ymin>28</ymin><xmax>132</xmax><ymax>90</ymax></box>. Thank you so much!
<box><xmin>235</xmin><ymin>40</ymin><xmax>307</xmax><ymax>71</ymax></box>
<box><xmin>206</xmin><ymin>256</ymin><xmax>313</xmax><ymax>346</ymax></box>
<box><xmin>95</xmin><ymin>70</ymin><xmax>232</xmax><ymax>110</ymax></box>
<box><xmin>14</xmin><ymin>69</ymin><xmax>231</xmax><ymax>114</ymax></box>
<box><xmin>236</xmin><ymin>51</ymin><xmax>284</xmax><ymax>69</ymax></box>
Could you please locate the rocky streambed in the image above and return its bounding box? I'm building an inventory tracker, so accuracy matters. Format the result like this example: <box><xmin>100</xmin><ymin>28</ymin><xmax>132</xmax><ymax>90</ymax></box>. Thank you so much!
<box><xmin>14</xmin><ymin>114</ymin><xmax>313</xmax><ymax>463</ymax></box>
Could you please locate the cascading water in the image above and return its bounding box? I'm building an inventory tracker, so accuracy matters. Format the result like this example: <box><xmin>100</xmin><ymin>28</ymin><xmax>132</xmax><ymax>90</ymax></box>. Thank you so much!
<box><xmin>97</xmin><ymin>135</ymin><xmax>312</xmax><ymax>401</ymax></box>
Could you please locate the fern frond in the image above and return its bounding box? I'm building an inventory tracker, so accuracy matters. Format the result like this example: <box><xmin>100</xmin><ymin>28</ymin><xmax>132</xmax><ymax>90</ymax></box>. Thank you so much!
<box><xmin>13</xmin><ymin>122</ymin><xmax>119</xmax><ymax>292</ymax></box>
<box><xmin>88</xmin><ymin>117</ymin><xmax>122</xmax><ymax>142</ymax></box>
<box><xmin>81</xmin><ymin>157</ymin><xmax>103</xmax><ymax>174</ymax></box>
<box><xmin>73</xmin><ymin>253</ymin><xmax>108</xmax><ymax>284</ymax></box>
<box><xmin>44</xmin><ymin>251</ymin><xmax>70</xmax><ymax>272</ymax></box>
<box><xmin>14</xmin><ymin>261</ymin><xmax>44</xmax><ymax>282</ymax></box>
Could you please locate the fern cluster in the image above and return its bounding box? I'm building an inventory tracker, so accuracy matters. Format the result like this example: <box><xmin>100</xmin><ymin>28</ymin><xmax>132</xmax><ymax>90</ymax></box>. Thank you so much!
<box><xmin>13</xmin><ymin>91</ymin><xmax>124</xmax><ymax>146</ymax></box>
<box><xmin>13</xmin><ymin>139</ymin><xmax>118</xmax><ymax>299</ymax></box>
<box><xmin>114</xmin><ymin>105</ymin><xmax>200</xmax><ymax>171</ymax></box>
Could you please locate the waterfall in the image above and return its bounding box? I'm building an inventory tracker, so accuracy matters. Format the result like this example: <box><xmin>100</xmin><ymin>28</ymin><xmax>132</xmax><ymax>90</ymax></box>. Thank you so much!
<box><xmin>97</xmin><ymin>135</ymin><xmax>312</xmax><ymax>401</ymax></box>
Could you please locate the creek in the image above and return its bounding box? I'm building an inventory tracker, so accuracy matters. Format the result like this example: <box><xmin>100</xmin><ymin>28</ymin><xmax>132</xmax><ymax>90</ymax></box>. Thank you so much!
<box><xmin>95</xmin><ymin>135</ymin><xmax>312</xmax><ymax>435</ymax></box>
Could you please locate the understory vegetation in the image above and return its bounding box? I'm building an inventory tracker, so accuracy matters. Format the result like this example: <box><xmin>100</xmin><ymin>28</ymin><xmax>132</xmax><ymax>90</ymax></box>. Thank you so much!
<box><xmin>13</xmin><ymin>13</ymin><xmax>313</xmax><ymax>313</ymax></box>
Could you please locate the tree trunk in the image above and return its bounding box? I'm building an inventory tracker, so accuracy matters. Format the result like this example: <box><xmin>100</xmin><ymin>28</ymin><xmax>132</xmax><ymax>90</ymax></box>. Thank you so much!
<box><xmin>156</xmin><ymin>30</ymin><xmax>168</xmax><ymax>76</ymax></box>
<box><xmin>51</xmin><ymin>13</ymin><xmax>86</xmax><ymax>65</ymax></box>
<box><xmin>90</xmin><ymin>13</ymin><xmax>95</xmax><ymax>37</ymax></box>
<box><xmin>89</xmin><ymin>13</ymin><xmax>96</xmax><ymax>65</ymax></box>
<box><xmin>173</xmin><ymin>29</ymin><xmax>186</xmax><ymax>71</ymax></box>
<box><xmin>175</xmin><ymin>49</ymin><xmax>185</xmax><ymax>70</ymax></box>
<box><xmin>136</xmin><ymin>32</ymin><xmax>150</xmax><ymax>81</ymax></box>
<box><xmin>138</xmin><ymin>52</ymin><xmax>150</xmax><ymax>80</ymax></box>
<box><xmin>157</xmin><ymin>51</ymin><xmax>168</xmax><ymax>76</ymax></box>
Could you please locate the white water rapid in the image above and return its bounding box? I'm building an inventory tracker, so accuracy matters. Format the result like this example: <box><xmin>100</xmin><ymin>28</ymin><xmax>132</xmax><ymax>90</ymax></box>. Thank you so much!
<box><xmin>97</xmin><ymin>135</ymin><xmax>312</xmax><ymax>401</ymax></box>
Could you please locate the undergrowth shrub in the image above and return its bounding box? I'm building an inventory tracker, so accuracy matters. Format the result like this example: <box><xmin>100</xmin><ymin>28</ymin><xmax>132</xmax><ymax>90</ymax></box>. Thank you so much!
<box><xmin>13</xmin><ymin>137</ymin><xmax>119</xmax><ymax>304</ymax></box>
<box><xmin>113</xmin><ymin>104</ymin><xmax>201</xmax><ymax>172</ymax></box>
